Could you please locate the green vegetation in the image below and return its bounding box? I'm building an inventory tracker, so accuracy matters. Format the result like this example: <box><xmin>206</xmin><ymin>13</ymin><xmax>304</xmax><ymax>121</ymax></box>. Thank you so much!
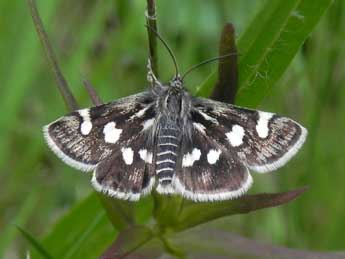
<box><xmin>1</xmin><ymin>0</ymin><xmax>344</xmax><ymax>258</ymax></box>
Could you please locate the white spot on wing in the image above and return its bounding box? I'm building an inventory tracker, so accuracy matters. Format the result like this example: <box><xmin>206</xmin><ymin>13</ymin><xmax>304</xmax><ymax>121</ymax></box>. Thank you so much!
<box><xmin>182</xmin><ymin>148</ymin><xmax>201</xmax><ymax>167</ymax></box>
<box><xmin>42</xmin><ymin>124</ymin><xmax>96</xmax><ymax>172</ymax></box>
<box><xmin>103</xmin><ymin>122</ymin><xmax>122</xmax><ymax>144</ymax></box>
<box><xmin>226</xmin><ymin>125</ymin><xmax>245</xmax><ymax>147</ymax></box>
<box><xmin>81</xmin><ymin>121</ymin><xmax>92</xmax><ymax>135</ymax></box>
<box><xmin>79</xmin><ymin>109</ymin><xmax>92</xmax><ymax>135</ymax></box>
<box><xmin>249</xmin><ymin>123</ymin><xmax>308</xmax><ymax>173</ymax></box>
<box><xmin>142</xmin><ymin>118</ymin><xmax>155</xmax><ymax>131</ymax></box>
<box><xmin>129</xmin><ymin>105</ymin><xmax>151</xmax><ymax>120</ymax></box>
<box><xmin>256</xmin><ymin>111</ymin><xmax>274</xmax><ymax>138</ymax></box>
<box><xmin>193</xmin><ymin>122</ymin><xmax>206</xmax><ymax>134</ymax></box>
<box><xmin>207</xmin><ymin>149</ymin><xmax>221</xmax><ymax>164</ymax></box>
<box><xmin>121</xmin><ymin>147</ymin><xmax>134</xmax><ymax>165</ymax></box>
<box><xmin>198</xmin><ymin>110</ymin><xmax>218</xmax><ymax>124</ymax></box>
<box><xmin>139</xmin><ymin>149</ymin><xmax>153</xmax><ymax>163</ymax></box>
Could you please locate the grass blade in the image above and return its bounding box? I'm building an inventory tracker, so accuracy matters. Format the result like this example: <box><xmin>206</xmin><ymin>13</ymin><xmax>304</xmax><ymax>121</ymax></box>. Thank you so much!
<box><xmin>210</xmin><ymin>23</ymin><xmax>238</xmax><ymax>103</ymax></box>
<box><xmin>27</xmin><ymin>0</ymin><xmax>79</xmax><ymax>111</ymax></box>
<box><xmin>17</xmin><ymin>226</ymin><xmax>53</xmax><ymax>259</ymax></box>
<box><xmin>195</xmin><ymin>0</ymin><xmax>332</xmax><ymax>107</ymax></box>
<box><xmin>0</xmin><ymin>192</ymin><xmax>37</xmax><ymax>258</ymax></box>
<box><xmin>38</xmin><ymin>193</ymin><xmax>116</xmax><ymax>259</ymax></box>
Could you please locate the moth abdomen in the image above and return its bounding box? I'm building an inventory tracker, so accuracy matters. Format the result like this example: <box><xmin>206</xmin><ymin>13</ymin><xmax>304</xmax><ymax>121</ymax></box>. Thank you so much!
<box><xmin>156</xmin><ymin>126</ymin><xmax>180</xmax><ymax>185</ymax></box>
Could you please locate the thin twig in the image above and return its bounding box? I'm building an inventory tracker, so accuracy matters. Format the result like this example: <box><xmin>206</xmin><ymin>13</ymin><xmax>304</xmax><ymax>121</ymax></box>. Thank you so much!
<box><xmin>27</xmin><ymin>0</ymin><xmax>79</xmax><ymax>111</ymax></box>
<box><xmin>83</xmin><ymin>80</ymin><xmax>103</xmax><ymax>106</ymax></box>
<box><xmin>146</xmin><ymin>0</ymin><xmax>159</xmax><ymax>78</ymax></box>
<box><xmin>211</xmin><ymin>23</ymin><xmax>238</xmax><ymax>104</ymax></box>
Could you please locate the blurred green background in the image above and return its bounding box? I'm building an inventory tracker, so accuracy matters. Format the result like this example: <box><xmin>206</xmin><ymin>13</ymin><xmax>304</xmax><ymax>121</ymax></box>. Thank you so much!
<box><xmin>1</xmin><ymin>0</ymin><xmax>345</xmax><ymax>258</ymax></box>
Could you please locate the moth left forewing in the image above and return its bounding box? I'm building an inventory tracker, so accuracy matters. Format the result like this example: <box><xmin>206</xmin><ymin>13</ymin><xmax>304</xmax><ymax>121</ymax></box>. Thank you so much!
<box><xmin>44</xmin><ymin>92</ymin><xmax>156</xmax><ymax>173</ymax></box>
<box><xmin>246</xmin><ymin>115</ymin><xmax>307</xmax><ymax>172</ymax></box>
<box><xmin>173</xmin><ymin>128</ymin><xmax>253</xmax><ymax>202</ymax></box>
<box><xmin>191</xmin><ymin>97</ymin><xmax>307</xmax><ymax>173</ymax></box>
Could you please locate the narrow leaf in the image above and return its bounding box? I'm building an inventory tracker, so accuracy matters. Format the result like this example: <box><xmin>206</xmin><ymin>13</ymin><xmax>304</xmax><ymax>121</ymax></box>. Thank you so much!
<box><xmin>210</xmin><ymin>23</ymin><xmax>238</xmax><ymax>103</ymax></box>
<box><xmin>98</xmin><ymin>193</ymin><xmax>136</xmax><ymax>231</ymax></box>
<box><xmin>0</xmin><ymin>191</ymin><xmax>37</xmax><ymax>258</ymax></box>
<box><xmin>27</xmin><ymin>0</ymin><xmax>79</xmax><ymax>111</ymax></box>
<box><xmin>195</xmin><ymin>0</ymin><xmax>332</xmax><ymax>107</ymax></box>
<box><xmin>17</xmin><ymin>226</ymin><xmax>53</xmax><ymax>259</ymax></box>
<box><xmin>0</xmin><ymin>0</ymin><xmax>58</xmax><ymax>170</ymax></box>
<box><xmin>173</xmin><ymin>228</ymin><xmax>345</xmax><ymax>259</ymax></box>
<box><xmin>36</xmin><ymin>193</ymin><xmax>116</xmax><ymax>259</ymax></box>
<box><xmin>174</xmin><ymin>187</ymin><xmax>307</xmax><ymax>232</ymax></box>
<box><xmin>100</xmin><ymin>225</ymin><xmax>160</xmax><ymax>259</ymax></box>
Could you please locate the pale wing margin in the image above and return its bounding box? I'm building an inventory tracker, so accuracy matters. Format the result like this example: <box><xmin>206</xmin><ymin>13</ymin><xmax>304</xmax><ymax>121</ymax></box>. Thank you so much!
<box><xmin>43</xmin><ymin>91</ymin><xmax>155</xmax><ymax>173</ymax></box>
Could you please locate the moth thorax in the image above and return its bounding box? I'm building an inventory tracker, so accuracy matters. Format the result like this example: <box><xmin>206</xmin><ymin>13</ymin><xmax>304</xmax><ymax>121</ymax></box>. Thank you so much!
<box><xmin>156</xmin><ymin>126</ymin><xmax>180</xmax><ymax>185</ymax></box>
<box><xmin>163</xmin><ymin>92</ymin><xmax>183</xmax><ymax>119</ymax></box>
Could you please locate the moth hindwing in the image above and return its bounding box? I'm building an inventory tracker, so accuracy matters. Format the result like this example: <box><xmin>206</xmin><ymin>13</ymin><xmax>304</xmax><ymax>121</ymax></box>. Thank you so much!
<box><xmin>44</xmin><ymin>77</ymin><xmax>307</xmax><ymax>202</ymax></box>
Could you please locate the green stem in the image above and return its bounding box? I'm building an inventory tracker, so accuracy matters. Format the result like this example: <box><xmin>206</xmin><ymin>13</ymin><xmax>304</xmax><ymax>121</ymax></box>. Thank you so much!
<box><xmin>152</xmin><ymin>192</ymin><xmax>183</xmax><ymax>231</ymax></box>
<box><xmin>27</xmin><ymin>0</ymin><xmax>79</xmax><ymax>111</ymax></box>
<box><xmin>159</xmin><ymin>235</ymin><xmax>187</xmax><ymax>259</ymax></box>
<box><xmin>146</xmin><ymin>0</ymin><xmax>159</xmax><ymax>77</ymax></box>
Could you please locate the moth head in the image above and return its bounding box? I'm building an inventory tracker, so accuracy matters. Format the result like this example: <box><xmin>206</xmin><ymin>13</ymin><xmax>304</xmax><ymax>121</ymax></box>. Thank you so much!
<box><xmin>169</xmin><ymin>75</ymin><xmax>183</xmax><ymax>89</ymax></box>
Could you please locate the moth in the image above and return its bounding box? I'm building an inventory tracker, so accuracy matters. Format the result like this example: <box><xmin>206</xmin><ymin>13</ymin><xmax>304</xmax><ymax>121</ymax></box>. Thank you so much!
<box><xmin>43</xmin><ymin>39</ymin><xmax>307</xmax><ymax>202</ymax></box>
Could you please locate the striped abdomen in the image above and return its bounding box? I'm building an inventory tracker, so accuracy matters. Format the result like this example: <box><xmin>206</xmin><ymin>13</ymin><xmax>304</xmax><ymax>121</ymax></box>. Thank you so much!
<box><xmin>156</xmin><ymin>127</ymin><xmax>179</xmax><ymax>185</ymax></box>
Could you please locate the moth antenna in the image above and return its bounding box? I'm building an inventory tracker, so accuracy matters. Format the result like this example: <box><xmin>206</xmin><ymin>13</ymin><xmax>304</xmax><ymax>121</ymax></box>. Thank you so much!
<box><xmin>145</xmin><ymin>25</ymin><xmax>180</xmax><ymax>78</ymax></box>
<box><xmin>27</xmin><ymin>0</ymin><xmax>79</xmax><ymax>111</ymax></box>
<box><xmin>181</xmin><ymin>53</ymin><xmax>239</xmax><ymax>80</ymax></box>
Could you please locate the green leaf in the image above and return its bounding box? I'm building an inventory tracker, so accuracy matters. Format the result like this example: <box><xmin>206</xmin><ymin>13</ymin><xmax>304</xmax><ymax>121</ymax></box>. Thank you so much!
<box><xmin>98</xmin><ymin>193</ymin><xmax>136</xmax><ymax>231</ymax></box>
<box><xmin>172</xmin><ymin>227</ymin><xmax>345</xmax><ymax>259</ymax></box>
<box><xmin>17</xmin><ymin>225</ymin><xmax>53</xmax><ymax>259</ymax></box>
<box><xmin>195</xmin><ymin>0</ymin><xmax>332</xmax><ymax>107</ymax></box>
<box><xmin>32</xmin><ymin>193</ymin><xmax>116</xmax><ymax>259</ymax></box>
<box><xmin>152</xmin><ymin>192</ymin><xmax>184</xmax><ymax>231</ymax></box>
<box><xmin>0</xmin><ymin>192</ymin><xmax>37</xmax><ymax>258</ymax></box>
<box><xmin>210</xmin><ymin>23</ymin><xmax>238</xmax><ymax>103</ymax></box>
<box><xmin>174</xmin><ymin>187</ymin><xmax>307</xmax><ymax>232</ymax></box>
<box><xmin>31</xmin><ymin>192</ymin><xmax>154</xmax><ymax>259</ymax></box>
<box><xmin>99</xmin><ymin>225</ymin><xmax>157</xmax><ymax>259</ymax></box>
<box><xmin>99</xmin><ymin>225</ymin><xmax>185</xmax><ymax>259</ymax></box>
<box><xmin>0</xmin><ymin>0</ymin><xmax>58</xmax><ymax>169</ymax></box>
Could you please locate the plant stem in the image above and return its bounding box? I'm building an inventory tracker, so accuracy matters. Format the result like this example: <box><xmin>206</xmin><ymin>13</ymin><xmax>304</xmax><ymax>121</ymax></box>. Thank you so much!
<box><xmin>146</xmin><ymin>0</ymin><xmax>159</xmax><ymax>78</ymax></box>
<box><xmin>27</xmin><ymin>0</ymin><xmax>79</xmax><ymax>111</ymax></box>
<box><xmin>83</xmin><ymin>80</ymin><xmax>103</xmax><ymax>106</ymax></box>
<box><xmin>159</xmin><ymin>235</ymin><xmax>187</xmax><ymax>259</ymax></box>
